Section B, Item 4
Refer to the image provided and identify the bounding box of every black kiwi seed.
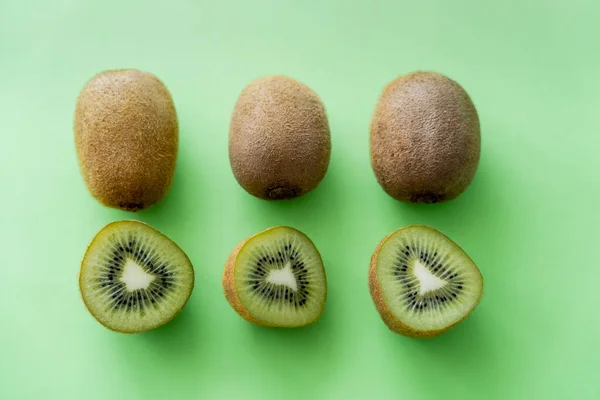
[246,242,312,307]
[393,243,468,311]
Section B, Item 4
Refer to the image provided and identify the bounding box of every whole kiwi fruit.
[229,75,331,200]
[370,71,480,204]
[74,69,178,211]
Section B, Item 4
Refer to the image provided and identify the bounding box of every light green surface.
[1,0,599,399]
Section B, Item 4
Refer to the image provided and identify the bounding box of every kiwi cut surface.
[370,71,480,203]
[223,226,327,327]
[79,220,194,333]
[229,75,331,200]
[74,69,178,211]
[369,225,483,337]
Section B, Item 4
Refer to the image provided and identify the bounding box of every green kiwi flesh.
[369,225,483,337]
[79,220,194,333]
[223,226,327,327]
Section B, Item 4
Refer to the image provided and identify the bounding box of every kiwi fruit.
[79,220,194,333]
[370,71,480,203]
[229,75,331,200]
[223,226,327,327]
[74,69,178,211]
[369,225,483,337]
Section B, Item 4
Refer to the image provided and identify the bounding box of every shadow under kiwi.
[228,160,346,390]
[376,309,505,398]
[99,301,203,399]
[102,142,205,357]
[373,150,513,256]
[109,300,202,356]
[133,144,203,231]
[240,302,341,392]
[368,143,517,396]
[234,155,347,233]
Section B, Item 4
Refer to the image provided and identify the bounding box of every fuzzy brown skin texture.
[370,71,480,204]
[222,226,327,328]
[368,225,483,338]
[74,69,178,211]
[229,75,331,200]
[78,220,195,334]
[222,237,266,326]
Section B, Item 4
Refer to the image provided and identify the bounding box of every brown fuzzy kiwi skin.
[368,225,483,338]
[222,226,327,328]
[229,75,331,201]
[78,220,195,334]
[370,71,481,204]
[74,69,178,212]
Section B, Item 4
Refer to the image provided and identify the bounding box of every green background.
[1,0,599,398]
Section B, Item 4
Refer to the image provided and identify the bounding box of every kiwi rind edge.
[222,226,327,328]
[78,220,195,334]
[368,224,483,338]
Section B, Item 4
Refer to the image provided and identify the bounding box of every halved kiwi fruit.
[369,225,483,337]
[223,226,327,327]
[79,220,195,333]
